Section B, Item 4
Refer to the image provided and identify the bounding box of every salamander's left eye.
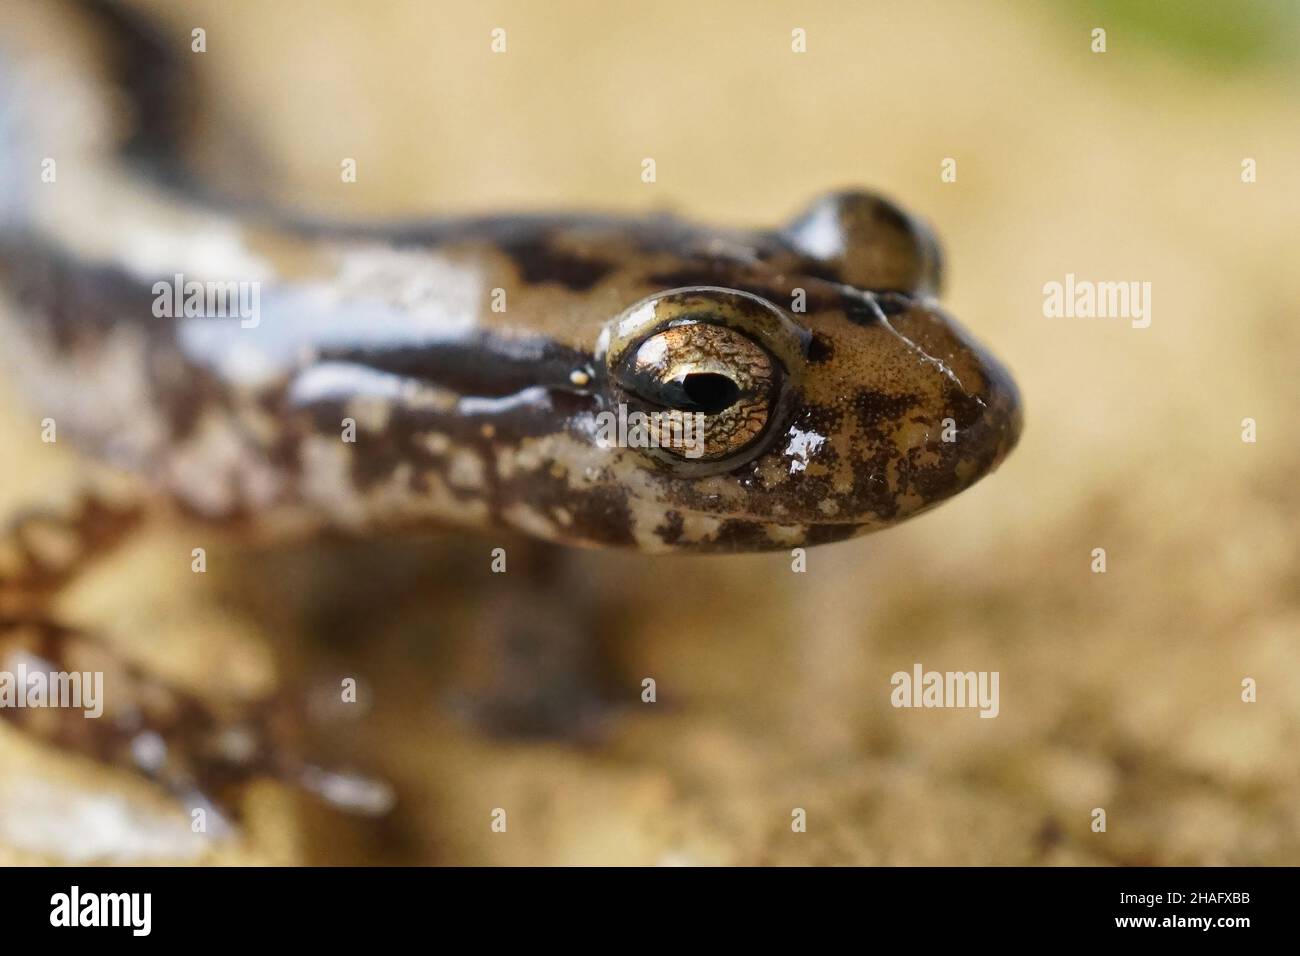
[614,322,777,460]
[600,286,811,471]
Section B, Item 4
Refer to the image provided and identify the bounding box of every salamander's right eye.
[598,286,810,474]
[613,321,777,461]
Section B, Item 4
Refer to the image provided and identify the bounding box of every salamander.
[0,0,1021,823]
[0,0,1021,555]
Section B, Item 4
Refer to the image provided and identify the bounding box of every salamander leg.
[450,540,617,741]
[0,487,145,614]
[0,614,394,824]
[0,487,392,821]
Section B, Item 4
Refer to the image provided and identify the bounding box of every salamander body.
[0,0,1021,554]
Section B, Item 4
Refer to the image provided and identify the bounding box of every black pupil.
[676,373,739,414]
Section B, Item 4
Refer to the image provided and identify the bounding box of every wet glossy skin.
[0,0,1025,820]
[0,0,1022,555]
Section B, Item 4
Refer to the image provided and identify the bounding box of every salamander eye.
[599,286,811,472]
[614,322,778,461]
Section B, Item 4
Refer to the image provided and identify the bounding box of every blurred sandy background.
[1,0,1298,864]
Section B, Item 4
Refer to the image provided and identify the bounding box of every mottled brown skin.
[0,0,1022,817]
[0,0,1022,557]
[0,203,1021,553]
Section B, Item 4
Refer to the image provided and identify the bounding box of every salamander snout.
[766,293,1023,538]
[595,284,1020,551]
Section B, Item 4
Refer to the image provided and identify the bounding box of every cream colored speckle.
[503,502,557,540]
[681,514,723,542]
[895,491,924,513]
[418,432,451,455]
[299,436,366,526]
[165,413,285,517]
[765,524,806,545]
[448,448,485,490]
[346,395,393,433]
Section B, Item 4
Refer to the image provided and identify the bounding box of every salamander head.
[276,191,1019,553]
[582,192,1022,552]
